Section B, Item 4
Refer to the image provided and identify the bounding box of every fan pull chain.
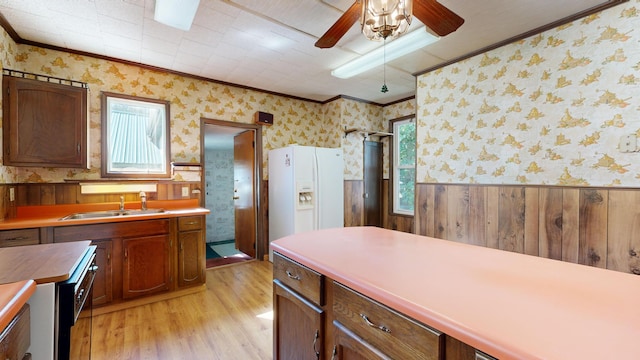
[381,38,388,93]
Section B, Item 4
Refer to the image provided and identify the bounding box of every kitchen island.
[0,280,35,360]
[0,241,94,360]
[271,227,640,359]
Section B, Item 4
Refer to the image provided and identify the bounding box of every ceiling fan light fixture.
[361,0,412,41]
[331,27,439,79]
[154,0,200,31]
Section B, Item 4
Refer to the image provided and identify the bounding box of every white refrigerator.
[268,145,344,261]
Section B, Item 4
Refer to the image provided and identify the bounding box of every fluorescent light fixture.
[154,0,200,31]
[331,27,439,79]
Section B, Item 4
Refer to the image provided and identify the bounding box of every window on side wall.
[392,117,416,216]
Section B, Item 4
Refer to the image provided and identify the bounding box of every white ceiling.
[0,0,621,104]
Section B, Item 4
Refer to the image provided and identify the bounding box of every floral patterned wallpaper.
[416,1,640,187]
[0,26,380,184]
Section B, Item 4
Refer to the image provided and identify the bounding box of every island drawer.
[333,281,443,360]
[178,216,203,231]
[273,252,323,306]
[0,228,39,247]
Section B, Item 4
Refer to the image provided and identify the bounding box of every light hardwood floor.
[88,260,273,359]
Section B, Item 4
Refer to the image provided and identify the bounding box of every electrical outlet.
[182,186,190,197]
[619,134,637,153]
[9,187,14,202]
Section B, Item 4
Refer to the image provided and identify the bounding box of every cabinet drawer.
[0,304,30,360]
[273,252,323,306]
[178,216,203,231]
[333,282,442,360]
[0,228,39,247]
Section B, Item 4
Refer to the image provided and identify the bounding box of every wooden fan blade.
[315,1,362,49]
[413,0,464,37]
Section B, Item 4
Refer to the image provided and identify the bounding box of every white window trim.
[392,118,415,216]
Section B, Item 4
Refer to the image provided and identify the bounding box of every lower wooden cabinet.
[53,216,205,307]
[91,239,113,306]
[122,234,170,299]
[273,280,325,360]
[0,228,39,247]
[333,282,443,360]
[273,252,498,360]
[331,321,388,360]
[0,304,30,360]
[177,216,205,288]
[445,336,497,360]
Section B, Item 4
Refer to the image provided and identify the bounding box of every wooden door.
[363,141,382,226]
[234,130,256,258]
[273,281,324,360]
[91,239,113,306]
[3,76,87,167]
[177,229,205,287]
[332,321,387,360]
[122,234,170,299]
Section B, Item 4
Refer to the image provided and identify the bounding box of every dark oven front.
[56,246,97,360]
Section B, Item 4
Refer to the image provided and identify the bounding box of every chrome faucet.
[119,195,125,210]
[140,191,147,210]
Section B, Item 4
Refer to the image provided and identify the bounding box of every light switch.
[182,186,190,197]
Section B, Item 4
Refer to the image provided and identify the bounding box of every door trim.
[200,118,264,261]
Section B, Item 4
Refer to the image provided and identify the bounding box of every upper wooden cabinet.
[2,75,87,168]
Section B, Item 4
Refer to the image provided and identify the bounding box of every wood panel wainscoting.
[344,180,414,233]
[415,183,640,276]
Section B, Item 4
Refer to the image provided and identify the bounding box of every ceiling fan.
[315,0,464,49]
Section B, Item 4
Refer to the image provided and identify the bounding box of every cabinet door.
[331,321,388,360]
[122,234,170,299]
[91,239,113,306]
[177,229,205,288]
[274,281,324,360]
[2,75,87,167]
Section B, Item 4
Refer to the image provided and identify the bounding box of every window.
[101,92,170,178]
[392,117,416,215]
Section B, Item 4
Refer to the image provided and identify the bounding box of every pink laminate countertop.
[271,227,640,360]
[0,199,209,230]
[0,280,36,333]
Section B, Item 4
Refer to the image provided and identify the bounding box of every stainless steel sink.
[59,208,166,220]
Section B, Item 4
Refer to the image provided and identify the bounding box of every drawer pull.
[360,314,391,333]
[313,329,320,359]
[286,270,301,281]
[6,236,28,241]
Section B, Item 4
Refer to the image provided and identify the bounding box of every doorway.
[201,119,262,268]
